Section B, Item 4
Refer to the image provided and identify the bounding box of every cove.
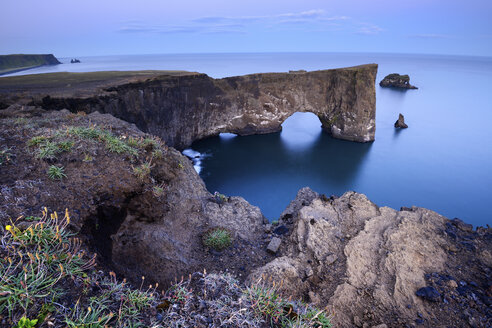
[188,112,372,221]
[182,54,492,227]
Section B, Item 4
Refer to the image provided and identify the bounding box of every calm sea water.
[6,53,492,226]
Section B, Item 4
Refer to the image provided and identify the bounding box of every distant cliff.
[28,65,378,148]
[0,54,61,75]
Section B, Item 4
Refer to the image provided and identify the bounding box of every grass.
[152,184,165,197]
[0,209,95,322]
[0,210,331,327]
[133,162,152,180]
[246,278,332,328]
[0,147,12,165]
[47,165,67,180]
[202,227,232,251]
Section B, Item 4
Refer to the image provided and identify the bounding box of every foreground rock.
[0,64,378,147]
[394,113,408,128]
[249,188,491,327]
[380,73,418,89]
[0,106,271,287]
[2,106,490,327]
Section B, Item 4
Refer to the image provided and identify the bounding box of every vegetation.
[246,278,332,328]
[133,162,152,180]
[152,184,165,197]
[0,208,331,327]
[0,147,12,165]
[47,165,67,180]
[0,54,60,74]
[202,227,232,251]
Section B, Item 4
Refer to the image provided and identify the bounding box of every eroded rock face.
[0,107,271,288]
[35,65,378,148]
[248,188,492,327]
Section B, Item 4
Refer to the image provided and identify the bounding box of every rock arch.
[36,64,378,149]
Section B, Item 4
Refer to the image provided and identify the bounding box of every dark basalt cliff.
[32,64,377,148]
[0,54,61,75]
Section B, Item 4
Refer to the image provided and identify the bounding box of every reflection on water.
[189,112,372,220]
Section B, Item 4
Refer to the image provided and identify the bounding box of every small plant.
[37,141,59,160]
[83,153,93,162]
[28,136,49,147]
[13,317,38,328]
[57,140,74,152]
[152,184,165,197]
[133,162,152,180]
[202,228,232,251]
[213,191,229,204]
[0,147,12,165]
[246,278,332,328]
[271,220,279,226]
[47,165,67,180]
[152,148,163,159]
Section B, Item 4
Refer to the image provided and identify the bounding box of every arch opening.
[280,112,322,151]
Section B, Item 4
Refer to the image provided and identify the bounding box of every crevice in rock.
[80,203,128,266]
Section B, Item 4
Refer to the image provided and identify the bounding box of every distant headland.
[0,54,61,76]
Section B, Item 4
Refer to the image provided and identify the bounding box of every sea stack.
[394,113,408,128]
[380,73,418,89]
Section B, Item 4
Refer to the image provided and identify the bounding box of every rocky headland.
[379,73,418,89]
[0,68,490,327]
[0,54,61,76]
[0,65,378,148]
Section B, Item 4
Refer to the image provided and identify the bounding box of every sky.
[1,0,491,57]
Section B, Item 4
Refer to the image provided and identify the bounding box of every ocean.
[5,52,492,226]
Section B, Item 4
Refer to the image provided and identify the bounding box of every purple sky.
[2,0,491,57]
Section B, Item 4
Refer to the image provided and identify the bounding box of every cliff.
[0,54,61,75]
[0,65,378,147]
[0,106,490,327]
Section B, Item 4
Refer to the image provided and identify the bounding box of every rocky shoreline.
[0,104,490,327]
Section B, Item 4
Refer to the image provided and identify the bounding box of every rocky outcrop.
[0,107,271,288]
[26,65,378,148]
[394,113,408,128]
[379,73,418,89]
[248,188,492,327]
[0,54,61,75]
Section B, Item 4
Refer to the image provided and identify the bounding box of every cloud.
[408,34,452,39]
[117,10,377,36]
[356,23,384,35]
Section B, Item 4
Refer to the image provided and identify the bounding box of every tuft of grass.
[47,165,67,180]
[152,184,165,197]
[27,136,49,147]
[57,140,74,152]
[65,126,139,157]
[202,228,232,251]
[133,162,152,180]
[0,209,96,320]
[37,141,59,160]
[152,148,163,159]
[246,278,332,328]
[0,147,12,165]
